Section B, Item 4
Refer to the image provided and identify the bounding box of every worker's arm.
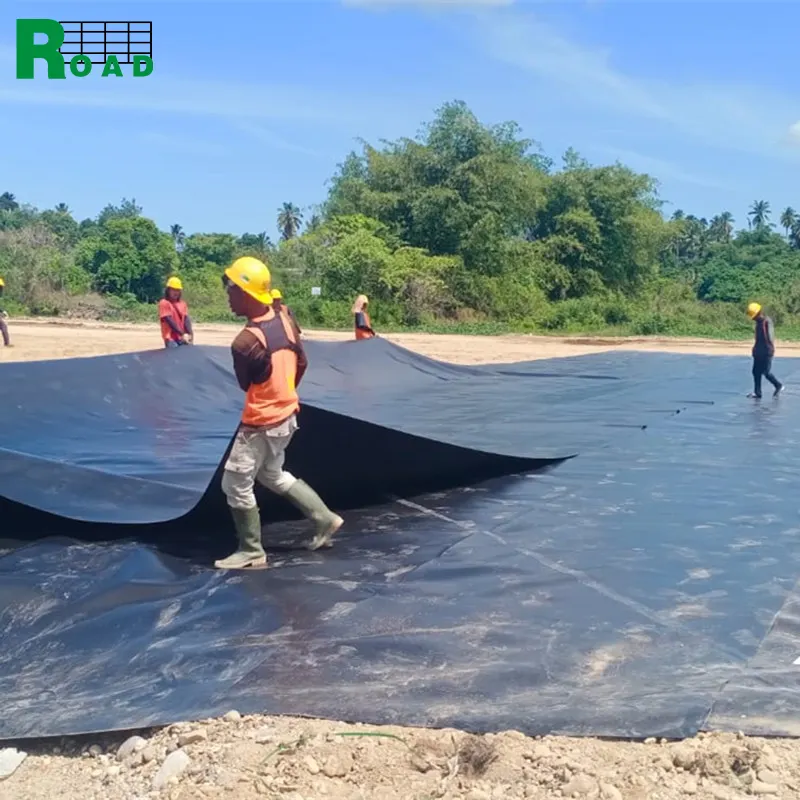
[295,337,308,387]
[163,315,185,337]
[184,315,194,342]
[766,318,776,348]
[287,307,302,335]
[231,330,271,392]
[354,311,374,334]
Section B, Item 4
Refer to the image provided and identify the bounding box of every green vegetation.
[3,101,800,340]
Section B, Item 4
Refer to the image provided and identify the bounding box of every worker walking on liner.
[215,256,343,570]
[271,288,302,338]
[0,277,10,347]
[352,294,376,340]
[159,276,194,348]
[746,302,784,398]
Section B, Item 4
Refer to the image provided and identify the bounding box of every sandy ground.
[2,318,800,800]
[0,316,787,365]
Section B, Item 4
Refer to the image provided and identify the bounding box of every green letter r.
[16,19,66,79]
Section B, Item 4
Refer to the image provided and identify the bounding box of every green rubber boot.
[214,506,268,569]
[283,479,344,551]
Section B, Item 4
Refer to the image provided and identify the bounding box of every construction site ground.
[2,319,799,800]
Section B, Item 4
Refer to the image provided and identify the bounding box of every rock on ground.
[2,716,800,800]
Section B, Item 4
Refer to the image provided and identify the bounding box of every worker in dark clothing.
[0,277,11,347]
[747,302,784,398]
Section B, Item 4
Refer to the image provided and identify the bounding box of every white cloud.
[469,9,800,163]
[0,74,363,127]
[786,121,800,146]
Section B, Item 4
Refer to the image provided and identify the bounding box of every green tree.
[237,232,272,256]
[0,192,18,211]
[170,224,186,252]
[97,197,142,227]
[749,200,771,230]
[278,203,303,241]
[40,209,80,248]
[76,216,178,302]
[780,207,797,238]
[180,233,238,272]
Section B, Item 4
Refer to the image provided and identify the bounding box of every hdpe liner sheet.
[0,339,735,526]
[3,341,800,741]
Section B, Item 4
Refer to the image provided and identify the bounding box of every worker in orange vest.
[215,256,344,570]
[158,276,194,348]
[352,294,376,340]
[0,277,10,347]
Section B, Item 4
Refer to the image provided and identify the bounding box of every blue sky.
[2,1,799,240]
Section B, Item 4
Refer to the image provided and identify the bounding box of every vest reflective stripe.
[241,309,301,427]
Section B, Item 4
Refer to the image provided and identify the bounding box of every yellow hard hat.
[270,288,283,300]
[747,302,762,319]
[166,276,183,291]
[0,277,4,287]
[224,256,272,304]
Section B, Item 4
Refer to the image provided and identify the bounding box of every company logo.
[16,19,153,79]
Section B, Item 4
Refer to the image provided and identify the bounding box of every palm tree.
[238,232,272,253]
[0,192,18,211]
[709,212,734,243]
[748,200,771,230]
[719,211,734,242]
[54,203,70,214]
[791,219,800,249]
[780,207,797,238]
[170,224,185,252]
[277,202,303,241]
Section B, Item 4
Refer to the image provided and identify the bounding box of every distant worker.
[159,276,194,348]
[746,302,784,398]
[271,288,302,337]
[215,256,344,570]
[0,277,10,347]
[352,294,376,340]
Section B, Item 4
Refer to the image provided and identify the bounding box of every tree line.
[3,100,800,337]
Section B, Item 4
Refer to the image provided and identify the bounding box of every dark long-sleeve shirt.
[753,315,776,357]
[231,322,308,393]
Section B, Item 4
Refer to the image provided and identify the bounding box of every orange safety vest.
[240,307,303,427]
[355,309,375,341]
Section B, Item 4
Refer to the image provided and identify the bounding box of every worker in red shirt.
[215,257,343,570]
[158,276,193,348]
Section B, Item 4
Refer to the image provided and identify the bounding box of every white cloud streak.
[0,74,361,126]
[470,9,800,163]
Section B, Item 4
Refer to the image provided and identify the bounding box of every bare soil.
[2,318,799,800]
[0,317,787,365]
